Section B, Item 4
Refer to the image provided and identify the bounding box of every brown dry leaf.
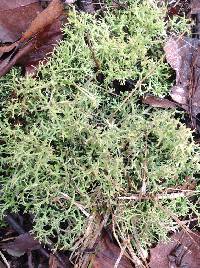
[0,0,63,53]
[49,253,59,268]
[149,231,200,268]
[142,94,178,109]
[19,19,63,76]
[164,36,200,127]
[191,0,200,14]
[0,232,40,257]
[78,0,95,13]
[20,0,63,42]
[0,1,42,44]
[0,20,62,77]
[0,0,64,77]
[90,231,133,268]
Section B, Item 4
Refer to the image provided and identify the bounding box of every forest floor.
[0,0,199,267]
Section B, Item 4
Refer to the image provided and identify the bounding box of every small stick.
[118,191,195,201]
[114,240,128,268]
[60,192,90,218]
[0,251,10,268]
[156,203,200,248]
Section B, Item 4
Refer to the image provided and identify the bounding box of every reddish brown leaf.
[91,232,133,268]
[0,0,63,77]
[20,0,63,42]
[149,231,200,268]
[0,41,35,77]
[0,0,63,53]
[49,254,59,268]
[0,232,40,257]
[142,94,178,109]
[19,19,63,76]
[0,1,42,43]
[0,20,62,77]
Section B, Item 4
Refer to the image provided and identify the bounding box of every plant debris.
[164,35,200,129]
[0,0,64,76]
[90,230,133,268]
[149,230,200,268]
[142,94,178,109]
[0,233,40,257]
[0,1,199,267]
[0,0,42,43]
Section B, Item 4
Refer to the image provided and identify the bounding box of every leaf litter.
[149,230,200,268]
[142,0,200,134]
[0,0,64,76]
[0,233,40,257]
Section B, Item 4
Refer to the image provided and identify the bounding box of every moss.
[0,1,199,251]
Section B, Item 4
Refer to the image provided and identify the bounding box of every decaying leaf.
[0,1,42,44]
[90,231,133,268]
[78,0,95,13]
[19,19,63,75]
[142,94,178,109]
[0,233,40,257]
[149,231,200,268]
[191,0,200,14]
[0,0,64,77]
[49,254,59,268]
[0,0,63,53]
[164,36,200,128]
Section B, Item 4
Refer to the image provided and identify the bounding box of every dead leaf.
[0,0,63,54]
[149,231,200,268]
[164,36,200,128]
[0,232,40,257]
[19,19,63,76]
[142,94,178,109]
[0,0,63,77]
[90,231,133,268]
[49,254,59,268]
[0,1,42,43]
[20,0,63,42]
[78,0,95,13]
[191,0,200,14]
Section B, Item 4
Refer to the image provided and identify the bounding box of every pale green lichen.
[0,1,199,251]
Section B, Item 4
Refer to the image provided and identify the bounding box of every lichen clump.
[0,1,199,250]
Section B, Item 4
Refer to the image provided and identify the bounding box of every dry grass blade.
[118,190,195,201]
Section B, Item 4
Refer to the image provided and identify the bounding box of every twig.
[72,211,110,268]
[114,240,128,268]
[0,251,10,268]
[131,226,149,267]
[85,32,101,70]
[156,203,200,248]
[60,192,90,218]
[112,214,144,267]
[118,191,195,201]
[28,252,34,268]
